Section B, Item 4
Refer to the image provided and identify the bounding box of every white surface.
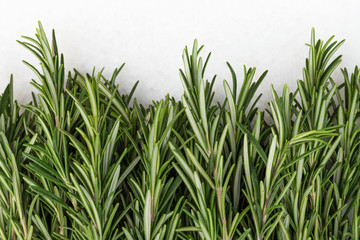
[1,0,360,107]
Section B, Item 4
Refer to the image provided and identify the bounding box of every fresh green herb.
[0,22,358,240]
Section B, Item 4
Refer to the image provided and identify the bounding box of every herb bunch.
[0,22,359,240]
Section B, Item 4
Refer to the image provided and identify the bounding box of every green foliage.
[0,22,359,240]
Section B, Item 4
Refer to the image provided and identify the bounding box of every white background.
[1,0,359,108]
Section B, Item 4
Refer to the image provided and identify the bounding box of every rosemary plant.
[0,22,359,240]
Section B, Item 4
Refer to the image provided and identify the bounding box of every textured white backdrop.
[1,0,360,107]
